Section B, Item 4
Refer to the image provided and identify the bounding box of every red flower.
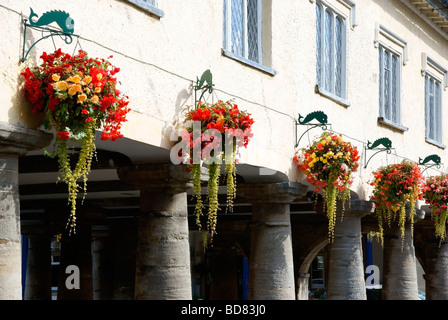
[57,131,70,140]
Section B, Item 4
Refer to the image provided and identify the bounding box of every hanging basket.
[294,131,360,241]
[21,49,130,234]
[423,174,448,242]
[178,100,254,241]
[369,160,424,245]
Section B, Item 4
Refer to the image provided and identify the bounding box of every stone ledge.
[0,121,53,155]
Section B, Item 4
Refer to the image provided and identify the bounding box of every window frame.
[222,0,277,76]
[315,0,349,107]
[425,72,445,148]
[126,0,164,18]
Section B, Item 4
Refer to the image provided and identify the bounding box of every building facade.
[1,0,448,300]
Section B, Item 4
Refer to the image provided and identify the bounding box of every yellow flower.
[68,84,82,96]
[82,75,92,85]
[311,153,316,158]
[94,87,102,93]
[90,95,99,104]
[52,74,60,82]
[54,81,68,91]
[67,74,81,84]
[96,73,103,80]
[77,93,87,104]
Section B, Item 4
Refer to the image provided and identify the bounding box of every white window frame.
[421,53,446,148]
[375,23,408,132]
[222,0,276,75]
[425,73,444,147]
[126,0,164,18]
[315,0,349,107]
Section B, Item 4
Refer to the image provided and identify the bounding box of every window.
[222,0,276,75]
[223,0,261,63]
[315,1,347,104]
[126,0,164,18]
[425,74,443,145]
[379,46,401,126]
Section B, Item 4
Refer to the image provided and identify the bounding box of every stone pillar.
[91,226,113,300]
[327,199,374,300]
[0,122,52,299]
[296,272,310,300]
[382,208,425,300]
[118,164,194,300]
[424,241,448,300]
[239,181,307,300]
[22,224,52,300]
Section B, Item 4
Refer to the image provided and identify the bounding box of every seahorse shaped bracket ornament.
[364,137,394,168]
[418,154,442,174]
[194,69,214,109]
[295,111,329,148]
[21,8,78,62]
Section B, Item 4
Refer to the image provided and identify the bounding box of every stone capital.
[0,121,53,155]
[238,181,308,204]
[117,163,204,192]
[344,199,375,218]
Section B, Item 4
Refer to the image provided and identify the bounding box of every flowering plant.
[294,132,360,240]
[423,174,448,241]
[179,100,254,240]
[369,160,424,244]
[21,49,130,234]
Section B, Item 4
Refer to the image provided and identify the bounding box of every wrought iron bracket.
[194,69,214,108]
[21,8,78,62]
[418,154,442,174]
[295,111,329,148]
[364,137,393,169]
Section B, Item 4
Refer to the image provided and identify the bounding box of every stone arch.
[296,238,329,300]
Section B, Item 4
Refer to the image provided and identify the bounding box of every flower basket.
[179,100,254,240]
[21,49,130,234]
[369,160,424,244]
[423,174,448,242]
[294,132,360,241]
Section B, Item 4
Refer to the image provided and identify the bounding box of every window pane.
[324,9,333,92]
[316,4,322,85]
[429,79,435,140]
[436,81,441,141]
[335,17,343,97]
[247,0,259,62]
[391,55,398,123]
[379,49,383,115]
[384,51,390,121]
[231,0,244,57]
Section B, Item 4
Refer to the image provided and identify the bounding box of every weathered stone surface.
[327,200,374,300]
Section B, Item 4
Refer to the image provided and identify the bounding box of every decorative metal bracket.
[194,69,214,108]
[418,154,442,174]
[295,111,329,148]
[21,8,78,62]
[364,137,393,168]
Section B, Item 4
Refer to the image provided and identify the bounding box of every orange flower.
[51,74,60,82]
[90,95,99,104]
[67,75,81,84]
[68,84,82,96]
[82,75,92,85]
[54,81,68,91]
[77,93,87,104]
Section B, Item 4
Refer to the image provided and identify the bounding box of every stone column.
[22,223,52,300]
[296,272,310,300]
[91,226,113,300]
[382,208,425,300]
[424,241,448,300]
[118,164,194,300]
[239,181,307,300]
[327,199,374,300]
[0,122,52,300]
